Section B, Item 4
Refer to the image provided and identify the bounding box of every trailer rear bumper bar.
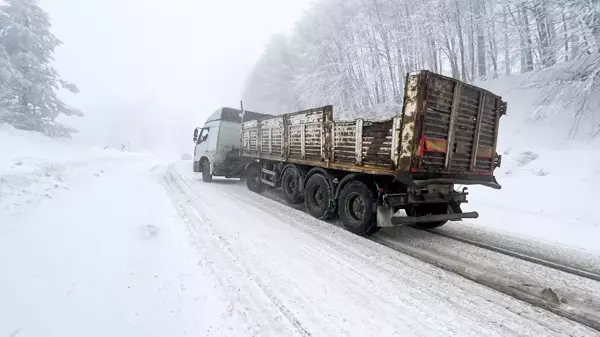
[396,172,502,190]
[391,211,479,225]
[384,191,469,207]
[415,178,501,190]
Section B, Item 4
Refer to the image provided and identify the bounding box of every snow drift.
[0,123,136,213]
[464,65,600,253]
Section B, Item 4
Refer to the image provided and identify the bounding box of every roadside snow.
[463,147,600,253]
[0,159,253,336]
[0,124,140,214]
[0,126,254,336]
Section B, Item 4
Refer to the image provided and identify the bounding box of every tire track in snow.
[163,167,312,337]
[165,163,600,337]
[166,171,459,336]
[225,177,600,333]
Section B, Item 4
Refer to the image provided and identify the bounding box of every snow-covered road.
[2,156,599,337]
[1,157,240,336]
[162,161,598,337]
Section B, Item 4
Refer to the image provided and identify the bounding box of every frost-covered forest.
[244,0,600,126]
[0,0,80,137]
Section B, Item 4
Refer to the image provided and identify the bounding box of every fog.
[42,0,312,158]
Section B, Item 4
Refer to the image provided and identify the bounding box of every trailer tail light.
[494,154,502,169]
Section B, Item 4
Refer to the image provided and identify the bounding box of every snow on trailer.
[240,70,506,235]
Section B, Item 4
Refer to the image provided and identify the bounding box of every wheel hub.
[347,193,365,222]
[313,188,323,205]
[287,178,296,191]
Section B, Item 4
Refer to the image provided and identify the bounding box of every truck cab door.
[194,127,211,161]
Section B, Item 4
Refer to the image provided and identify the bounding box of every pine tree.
[0,0,82,137]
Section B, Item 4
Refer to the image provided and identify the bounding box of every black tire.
[246,165,264,193]
[408,204,448,229]
[281,167,303,205]
[304,173,335,220]
[337,181,378,235]
[202,161,212,182]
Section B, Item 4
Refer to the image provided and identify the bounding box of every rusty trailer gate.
[413,72,506,176]
[241,70,505,183]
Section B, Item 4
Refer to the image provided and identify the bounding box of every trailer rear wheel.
[304,173,335,220]
[337,181,378,236]
[281,167,303,205]
[408,204,448,229]
[246,165,264,193]
[202,161,212,182]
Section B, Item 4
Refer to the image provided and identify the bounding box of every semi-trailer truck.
[193,70,506,236]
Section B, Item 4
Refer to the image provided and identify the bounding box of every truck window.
[197,128,210,144]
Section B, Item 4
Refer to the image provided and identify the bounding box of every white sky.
[41,0,312,158]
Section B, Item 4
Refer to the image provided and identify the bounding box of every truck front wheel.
[337,181,378,236]
[202,161,212,182]
[246,165,264,193]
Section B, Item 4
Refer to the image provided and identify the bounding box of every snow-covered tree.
[0,8,15,99]
[0,0,82,137]
[244,0,600,134]
[243,34,301,114]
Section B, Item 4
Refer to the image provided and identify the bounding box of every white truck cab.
[192,107,271,182]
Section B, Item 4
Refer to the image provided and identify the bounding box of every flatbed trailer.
[236,70,505,235]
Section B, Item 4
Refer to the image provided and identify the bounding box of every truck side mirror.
[193,128,199,142]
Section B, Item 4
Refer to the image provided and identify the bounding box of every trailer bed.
[241,70,505,184]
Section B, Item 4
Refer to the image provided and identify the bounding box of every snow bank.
[0,124,142,213]
[463,67,600,253]
[0,160,235,337]
[465,147,600,253]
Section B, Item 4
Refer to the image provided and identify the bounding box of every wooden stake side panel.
[242,106,399,173]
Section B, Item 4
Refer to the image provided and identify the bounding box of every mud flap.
[376,206,396,228]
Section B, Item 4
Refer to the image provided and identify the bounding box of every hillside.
[464,60,600,252]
